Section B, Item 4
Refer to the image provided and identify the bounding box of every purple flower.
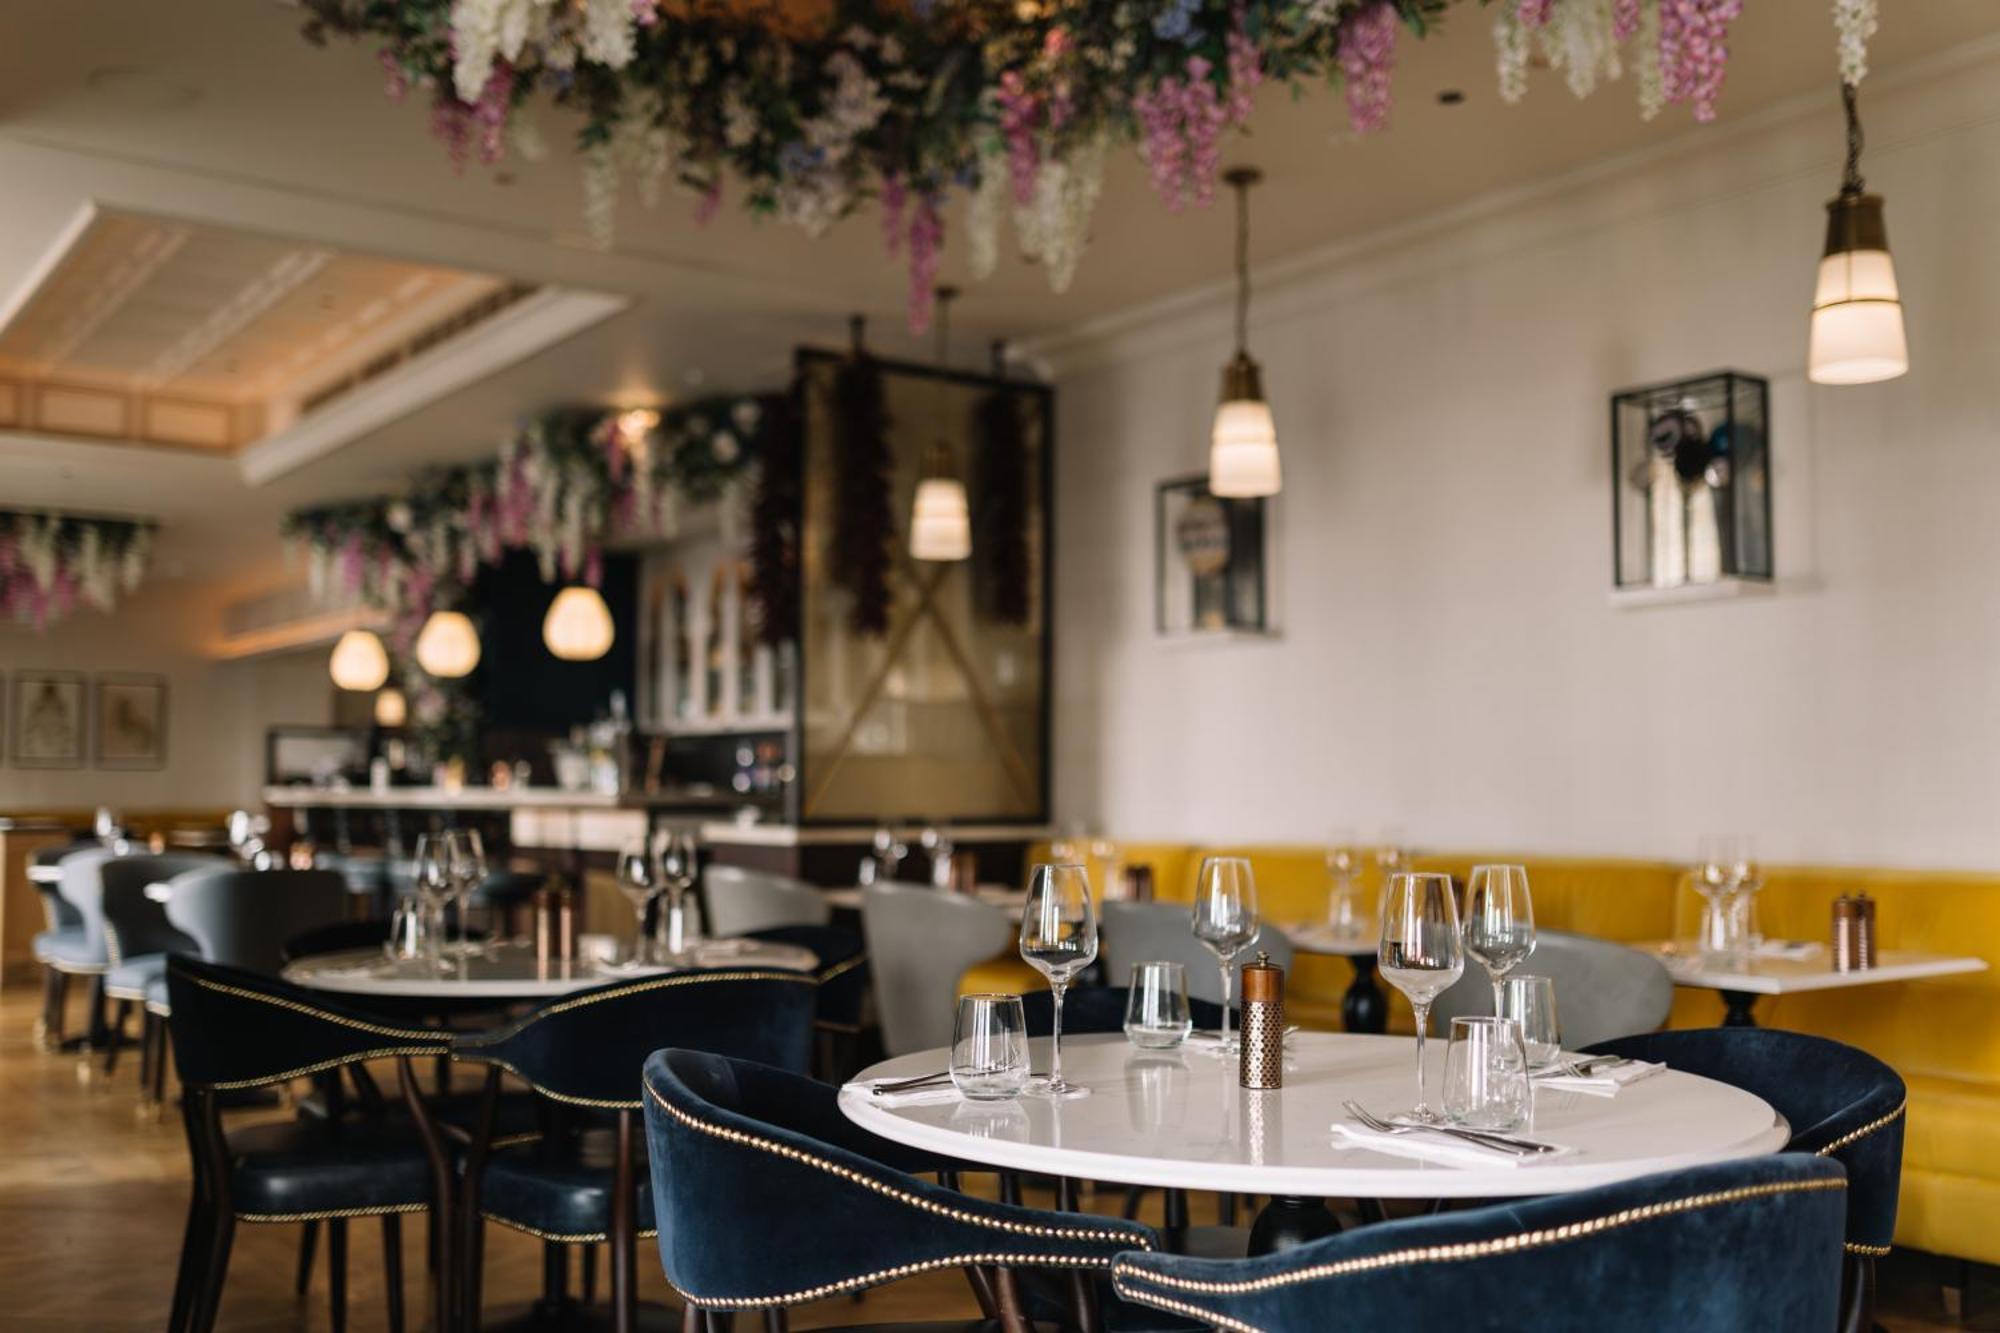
[1153,0,1201,45]
[1338,2,1398,136]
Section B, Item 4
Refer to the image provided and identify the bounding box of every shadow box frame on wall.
[1155,475,1270,640]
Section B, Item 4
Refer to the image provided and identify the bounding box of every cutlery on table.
[1342,1100,1563,1157]
[867,1071,953,1095]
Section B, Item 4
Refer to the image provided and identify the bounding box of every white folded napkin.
[845,1078,961,1108]
[692,938,753,959]
[1183,1027,1299,1058]
[1754,939,1821,960]
[1534,1059,1666,1098]
[1329,1121,1569,1168]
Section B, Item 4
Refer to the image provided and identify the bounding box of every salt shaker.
[1855,892,1877,969]
[1832,895,1860,972]
[1238,951,1286,1090]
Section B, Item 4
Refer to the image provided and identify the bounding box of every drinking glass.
[654,826,700,960]
[1378,871,1464,1121]
[1464,864,1535,1014]
[615,839,658,964]
[1442,1016,1530,1131]
[1326,836,1368,942]
[412,833,455,972]
[1018,863,1099,1098]
[1191,856,1260,1051]
[446,829,488,956]
[1500,974,1562,1070]
[1123,961,1193,1050]
[951,994,1029,1101]
[1693,835,1749,962]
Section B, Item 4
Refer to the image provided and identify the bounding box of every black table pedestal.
[1247,1196,1342,1256]
[1341,955,1388,1035]
[1719,990,1759,1027]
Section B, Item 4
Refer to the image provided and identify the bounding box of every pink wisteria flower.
[1339,2,1399,136]
[906,194,943,333]
[1516,0,1555,29]
[1613,0,1643,42]
[1659,0,1743,123]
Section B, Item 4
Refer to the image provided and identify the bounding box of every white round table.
[282,938,818,999]
[841,1032,1788,1202]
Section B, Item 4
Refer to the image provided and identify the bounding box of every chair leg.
[168,1195,210,1333]
[582,1244,598,1304]
[1837,1253,1878,1333]
[295,1219,319,1295]
[612,1109,638,1333]
[543,1240,570,1305]
[327,1217,349,1332]
[381,1214,405,1333]
[82,976,110,1075]
[190,1210,236,1333]
[103,998,134,1076]
[463,1208,487,1332]
[39,966,69,1050]
[762,1311,788,1333]
[149,1017,172,1112]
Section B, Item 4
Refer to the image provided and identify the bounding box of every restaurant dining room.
[3,1,2000,1330]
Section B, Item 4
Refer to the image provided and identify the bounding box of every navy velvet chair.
[1584,1027,1905,1333]
[164,956,456,1333]
[452,968,818,1331]
[644,1047,1164,1333]
[1112,1155,1848,1333]
[744,922,871,1079]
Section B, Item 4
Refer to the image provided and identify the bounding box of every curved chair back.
[284,918,394,962]
[456,969,816,1107]
[743,924,869,1031]
[1100,900,1295,1009]
[644,1048,1158,1314]
[164,869,350,974]
[1021,985,1224,1038]
[1113,1155,1846,1332]
[1583,1027,1905,1255]
[1431,929,1673,1048]
[860,884,1015,1055]
[34,839,98,929]
[703,865,832,936]
[60,848,232,967]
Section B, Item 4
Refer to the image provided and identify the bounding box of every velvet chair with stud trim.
[164,955,456,1333]
[643,1047,1175,1333]
[452,968,818,1332]
[1584,1027,1905,1333]
[744,923,871,1080]
[1112,1155,1847,1333]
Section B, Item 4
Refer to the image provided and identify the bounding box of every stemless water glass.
[1378,871,1465,1121]
[615,839,658,964]
[1191,856,1261,1051]
[1123,961,1193,1050]
[951,994,1029,1101]
[1501,974,1562,1069]
[1442,1016,1531,1131]
[654,826,700,960]
[412,833,455,972]
[1464,864,1536,1015]
[1019,863,1099,1098]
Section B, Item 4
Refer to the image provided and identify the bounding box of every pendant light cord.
[1233,174,1252,358]
[1840,81,1865,196]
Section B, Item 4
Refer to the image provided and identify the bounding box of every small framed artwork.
[1155,475,1270,637]
[12,671,86,769]
[95,674,168,770]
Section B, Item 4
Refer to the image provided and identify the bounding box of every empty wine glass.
[412,833,454,972]
[1191,857,1261,1051]
[615,839,658,965]
[1326,834,1368,942]
[654,826,699,960]
[1018,863,1099,1098]
[446,829,488,956]
[1378,871,1465,1122]
[1464,864,1535,1015]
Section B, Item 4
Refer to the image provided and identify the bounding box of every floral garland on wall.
[0,511,156,632]
[298,0,1878,331]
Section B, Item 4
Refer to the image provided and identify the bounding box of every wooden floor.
[0,982,1978,1330]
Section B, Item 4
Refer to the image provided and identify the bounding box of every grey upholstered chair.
[164,868,352,974]
[702,864,832,936]
[1100,900,1296,1011]
[31,838,103,1049]
[860,883,1017,1056]
[1430,928,1672,1048]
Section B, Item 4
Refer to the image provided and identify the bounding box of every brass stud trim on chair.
[238,1202,430,1224]
[186,972,447,1041]
[1814,1099,1906,1156]
[208,1046,452,1092]
[679,1251,1123,1310]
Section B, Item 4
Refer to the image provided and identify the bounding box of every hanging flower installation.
[298,1,1874,329]
[0,511,156,632]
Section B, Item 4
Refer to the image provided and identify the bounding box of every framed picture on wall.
[12,671,86,769]
[94,674,168,770]
[1155,475,1270,637]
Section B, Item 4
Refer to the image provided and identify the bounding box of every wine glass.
[1463,864,1535,1015]
[1190,856,1261,1051]
[654,826,700,960]
[1018,863,1098,1098]
[1326,833,1367,942]
[615,839,658,965]
[1378,871,1465,1122]
[446,829,488,956]
[411,833,455,972]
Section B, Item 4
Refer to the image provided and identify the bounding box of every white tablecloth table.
[1642,942,1987,1026]
[281,937,817,999]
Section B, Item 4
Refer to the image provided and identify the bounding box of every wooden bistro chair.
[451,967,818,1332]
[163,956,457,1333]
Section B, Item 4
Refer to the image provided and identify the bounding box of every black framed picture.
[12,671,86,769]
[1155,475,1269,636]
[95,674,168,770]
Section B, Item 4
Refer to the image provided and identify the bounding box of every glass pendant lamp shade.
[1808,192,1907,385]
[374,687,408,727]
[415,610,481,678]
[543,585,616,661]
[328,629,390,692]
[910,474,972,562]
[1210,353,1281,498]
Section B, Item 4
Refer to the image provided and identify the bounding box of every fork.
[1342,1101,1561,1157]
[867,1071,953,1095]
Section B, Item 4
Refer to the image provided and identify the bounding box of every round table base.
[1341,956,1388,1035]
[1247,1196,1343,1256]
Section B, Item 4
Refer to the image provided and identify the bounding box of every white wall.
[0,579,333,813]
[1044,48,2000,869]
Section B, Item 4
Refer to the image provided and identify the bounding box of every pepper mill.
[534,886,577,968]
[1832,895,1859,972]
[1239,951,1286,1090]
[1855,892,1877,969]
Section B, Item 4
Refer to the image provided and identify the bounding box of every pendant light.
[1210,166,1280,498]
[910,285,972,563]
[328,628,390,692]
[1808,82,1908,385]
[374,687,408,727]
[415,609,481,678]
[544,584,616,661]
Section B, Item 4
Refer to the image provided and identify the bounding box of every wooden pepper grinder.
[1239,951,1286,1090]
